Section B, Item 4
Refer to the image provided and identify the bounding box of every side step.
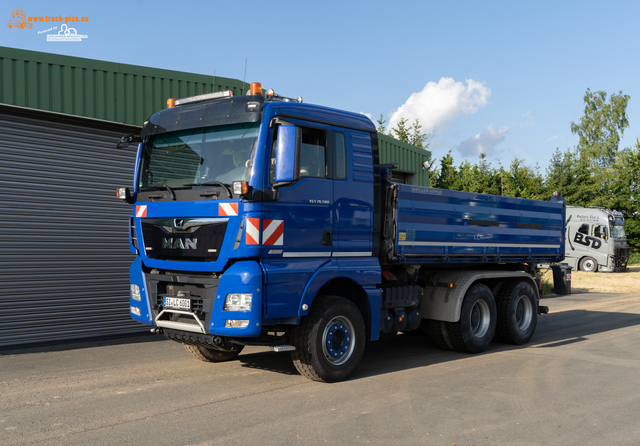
[269,344,296,352]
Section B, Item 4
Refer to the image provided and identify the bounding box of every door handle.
[322,230,333,246]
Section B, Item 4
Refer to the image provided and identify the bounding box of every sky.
[3,0,640,173]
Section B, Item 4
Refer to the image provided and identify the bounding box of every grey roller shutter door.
[0,106,145,348]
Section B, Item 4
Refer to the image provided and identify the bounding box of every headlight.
[223,293,252,311]
[130,284,141,301]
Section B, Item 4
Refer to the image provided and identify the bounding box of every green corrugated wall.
[0,46,248,127]
[378,133,431,186]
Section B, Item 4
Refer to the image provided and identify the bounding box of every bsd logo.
[574,232,602,250]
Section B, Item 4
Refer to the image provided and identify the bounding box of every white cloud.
[388,77,491,135]
[520,111,534,128]
[546,134,564,143]
[456,125,509,157]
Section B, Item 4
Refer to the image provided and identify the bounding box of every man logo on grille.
[174,219,185,230]
[162,238,198,250]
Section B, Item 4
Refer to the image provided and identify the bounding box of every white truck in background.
[564,206,629,272]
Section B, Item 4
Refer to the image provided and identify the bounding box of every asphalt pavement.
[2,291,640,446]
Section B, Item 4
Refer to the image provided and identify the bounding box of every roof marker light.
[250,82,262,95]
[167,98,176,108]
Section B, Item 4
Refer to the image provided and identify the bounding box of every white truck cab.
[564,206,629,272]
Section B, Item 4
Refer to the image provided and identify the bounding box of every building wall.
[378,133,431,187]
[0,46,248,127]
[0,105,144,347]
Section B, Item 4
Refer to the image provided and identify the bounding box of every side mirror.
[274,125,300,187]
[117,133,142,149]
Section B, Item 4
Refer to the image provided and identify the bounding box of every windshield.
[139,122,259,190]
[610,224,626,239]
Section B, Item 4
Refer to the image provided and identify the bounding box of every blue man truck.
[118,83,565,382]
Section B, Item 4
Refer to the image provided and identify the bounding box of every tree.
[376,113,386,134]
[432,151,458,190]
[389,116,430,149]
[409,119,429,149]
[570,89,630,167]
[501,159,545,199]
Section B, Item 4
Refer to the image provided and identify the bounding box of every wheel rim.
[583,259,595,271]
[469,299,491,338]
[322,316,355,366]
[514,294,533,331]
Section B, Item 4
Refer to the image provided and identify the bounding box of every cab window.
[593,224,607,240]
[299,127,327,178]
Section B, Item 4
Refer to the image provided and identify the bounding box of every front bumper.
[129,258,263,337]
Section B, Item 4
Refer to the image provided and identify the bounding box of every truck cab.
[564,206,629,272]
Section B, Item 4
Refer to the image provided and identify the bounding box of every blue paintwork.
[129,257,152,325]
[207,260,263,337]
[326,321,350,360]
[333,128,374,253]
[393,185,565,263]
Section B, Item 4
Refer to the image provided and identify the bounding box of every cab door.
[261,122,334,319]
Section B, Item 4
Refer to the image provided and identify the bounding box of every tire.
[580,256,598,272]
[423,320,452,350]
[183,343,244,362]
[445,284,496,353]
[495,281,538,345]
[291,296,366,383]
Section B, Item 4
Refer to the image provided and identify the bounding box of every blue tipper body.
[391,185,564,264]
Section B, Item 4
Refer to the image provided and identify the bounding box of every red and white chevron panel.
[246,218,260,245]
[136,205,147,217]
[263,219,284,246]
[219,202,238,216]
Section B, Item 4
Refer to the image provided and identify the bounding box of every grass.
[539,265,640,294]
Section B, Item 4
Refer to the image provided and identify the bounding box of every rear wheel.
[580,256,598,272]
[425,320,454,351]
[495,281,538,344]
[183,344,244,362]
[291,296,366,382]
[445,284,496,353]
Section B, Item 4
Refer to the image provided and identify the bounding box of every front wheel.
[580,256,598,272]
[291,296,366,382]
[183,343,244,362]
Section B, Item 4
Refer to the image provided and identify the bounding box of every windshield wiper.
[163,184,176,200]
[139,184,177,200]
[184,181,232,198]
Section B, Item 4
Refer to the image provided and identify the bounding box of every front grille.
[141,218,228,262]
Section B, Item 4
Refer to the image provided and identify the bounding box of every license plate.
[163,296,191,310]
